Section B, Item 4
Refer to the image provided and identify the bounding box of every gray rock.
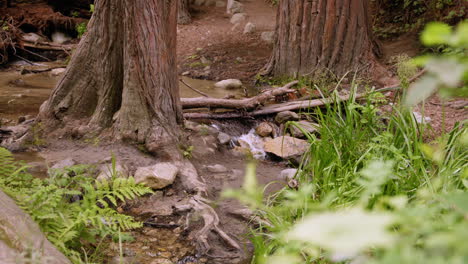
[215,0,226,7]
[275,111,299,123]
[218,132,231,145]
[51,158,76,169]
[264,136,309,159]
[227,0,244,14]
[50,68,66,76]
[289,121,319,138]
[279,168,298,181]
[97,163,128,181]
[134,163,178,189]
[215,79,243,89]
[243,22,256,34]
[22,32,45,43]
[261,31,275,44]
[255,122,273,137]
[205,164,228,173]
[0,190,72,264]
[190,135,218,157]
[230,13,247,25]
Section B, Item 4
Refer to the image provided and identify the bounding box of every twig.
[180,78,211,98]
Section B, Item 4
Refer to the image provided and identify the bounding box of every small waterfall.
[237,129,266,159]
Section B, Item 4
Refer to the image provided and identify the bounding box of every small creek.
[0,64,250,123]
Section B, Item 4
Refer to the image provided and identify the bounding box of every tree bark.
[178,0,191,24]
[37,0,182,156]
[262,0,383,79]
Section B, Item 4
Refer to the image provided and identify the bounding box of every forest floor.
[0,1,467,264]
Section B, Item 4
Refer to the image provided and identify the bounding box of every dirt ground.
[0,1,467,263]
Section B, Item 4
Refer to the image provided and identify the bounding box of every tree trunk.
[262,0,382,79]
[37,0,182,156]
[178,0,191,24]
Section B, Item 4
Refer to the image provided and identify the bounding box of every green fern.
[0,148,153,263]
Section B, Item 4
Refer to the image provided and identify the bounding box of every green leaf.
[421,22,452,46]
[404,75,439,106]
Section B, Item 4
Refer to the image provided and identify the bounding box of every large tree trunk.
[262,0,383,79]
[37,0,182,157]
[178,0,191,24]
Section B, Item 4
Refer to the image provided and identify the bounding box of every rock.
[27,161,48,176]
[134,163,178,189]
[190,135,218,157]
[215,79,243,89]
[205,164,228,173]
[261,31,275,44]
[275,111,299,123]
[243,22,256,34]
[22,32,45,43]
[218,132,231,144]
[50,68,66,76]
[96,163,128,181]
[279,168,298,181]
[264,136,309,159]
[289,121,319,138]
[227,0,244,14]
[230,13,247,25]
[215,0,226,7]
[255,122,273,137]
[182,71,190,76]
[51,32,71,44]
[412,111,431,124]
[0,190,72,264]
[51,158,76,169]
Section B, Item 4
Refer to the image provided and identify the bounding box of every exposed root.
[176,194,241,254]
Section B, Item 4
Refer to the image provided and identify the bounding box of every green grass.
[224,85,467,264]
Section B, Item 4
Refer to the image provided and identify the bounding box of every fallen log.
[184,93,364,119]
[22,41,75,51]
[181,81,298,110]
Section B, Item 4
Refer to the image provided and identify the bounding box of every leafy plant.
[0,149,152,263]
[76,22,87,38]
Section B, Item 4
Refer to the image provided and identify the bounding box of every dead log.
[22,41,75,51]
[181,81,298,110]
[183,93,364,119]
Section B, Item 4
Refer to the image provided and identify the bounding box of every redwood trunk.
[178,0,191,24]
[263,0,380,78]
[38,0,182,155]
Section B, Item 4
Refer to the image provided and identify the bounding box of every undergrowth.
[0,150,152,263]
[225,21,467,264]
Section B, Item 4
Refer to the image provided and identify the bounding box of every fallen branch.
[180,78,211,98]
[184,93,363,119]
[181,81,298,110]
[22,41,75,52]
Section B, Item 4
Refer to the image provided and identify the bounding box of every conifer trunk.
[38,0,182,156]
[263,0,381,78]
[178,0,191,24]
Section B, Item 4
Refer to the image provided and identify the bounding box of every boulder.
[243,22,256,34]
[255,122,273,137]
[22,32,46,43]
[215,79,243,89]
[134,163,178,189]
[0,190,72,264]
[289,121,319,138]
[275,111,299,123]
[230,13,247,25]
[264,136,309,159]
[227,0,244,14]
[261,31,275,44]
[218,132,231,145]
